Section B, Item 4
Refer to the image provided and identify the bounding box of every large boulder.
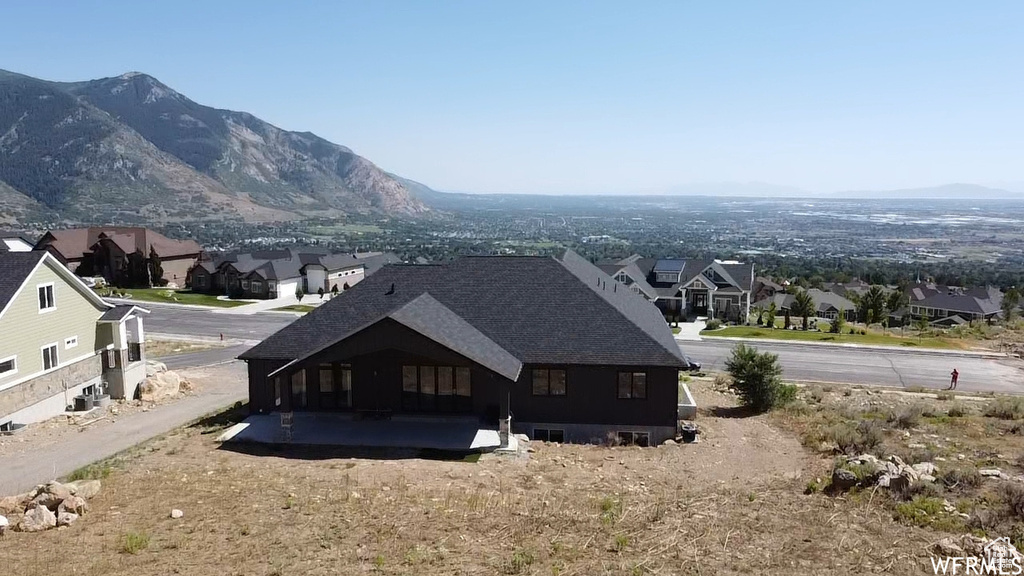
[140,371,184,401]
[59,496,88,516]
[912,462,938,476]
[65,480,101,500]
[831,468,859,491]
[56,511,79,527]
[19,505,56,532]
[146,360,168,377]
[0,494,30,516]
[30,481,72,511]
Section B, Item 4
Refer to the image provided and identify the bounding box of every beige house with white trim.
[0,248,148,429]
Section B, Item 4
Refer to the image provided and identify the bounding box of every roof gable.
[0,251,112,322]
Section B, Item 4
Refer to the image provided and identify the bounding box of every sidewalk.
[105,295,330,316]
[698,335,1008,359]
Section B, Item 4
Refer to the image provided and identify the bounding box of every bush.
[887,405,923,429]
[725,344,790,412]
[705,319,723,330]
[947,404,968,418]
[119,530,151,554]
[940,466,983,490]
[825,420,884,455]
[1004,483,1024,519]
[985,397,1024,420]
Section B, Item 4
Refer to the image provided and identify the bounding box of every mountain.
[0,69,429,224]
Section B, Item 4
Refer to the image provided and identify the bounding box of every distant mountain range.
[0,69,430,225]
[661,182,1023,200]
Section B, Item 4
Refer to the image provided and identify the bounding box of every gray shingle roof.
[241,250,687,369]
[99,304,148,322]
[915,292,1001,316]
[0,250,46,313]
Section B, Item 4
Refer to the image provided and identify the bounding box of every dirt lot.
[147,338,229,358]
[1,379,967,576]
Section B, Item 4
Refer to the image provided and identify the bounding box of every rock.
[59,496,87,516]
[912,463,938,476]
[0,514,8,535]
[19,505,56,532]
[907,443,926,449]
[920,474,937,483]
[31,481,72,511]
[179,380,195,393]
[661,439,677,447]
[980,468,1005,478]
[140,370,184,401]
[56,511,78,527]
[942,499,957,513]
[831,468,858,491]
[65,480,101,500]
[145,360,168,377]
[850,454,882,467]
[170,509,184,519]
[0,494,29,515]
[889,455,908,468]
[934,536,965,556]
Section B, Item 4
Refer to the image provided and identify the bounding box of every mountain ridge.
[0,69,430,225]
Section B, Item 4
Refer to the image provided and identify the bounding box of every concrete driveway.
[673,320,706,341]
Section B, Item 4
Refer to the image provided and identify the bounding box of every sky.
[3,1,1024,195]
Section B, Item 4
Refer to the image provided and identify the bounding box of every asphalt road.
[142,304,1024,394]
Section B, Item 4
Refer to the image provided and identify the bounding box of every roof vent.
[385,283,395,295]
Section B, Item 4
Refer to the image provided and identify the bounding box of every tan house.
[34,227,202,288]
[0,248,148,429]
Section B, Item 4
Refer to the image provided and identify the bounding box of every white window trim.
[37,282,56,314]
[65,336,79,349]
[0,355,17,379]
[0,350,94,393]
[41,342,59,372]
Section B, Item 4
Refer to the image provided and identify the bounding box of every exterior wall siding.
[0,355,102,422]
[0,259,105,396]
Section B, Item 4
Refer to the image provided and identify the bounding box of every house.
[1,237,34,252]
[239,250,691,446]
[34,227,202,287]
[906,284,1003,325]
[0,249,149,429]
[756,288,857,321]
[822,279,872,299]
[188,250,399,300]
[752,276,784,303]
[596,255,754,323]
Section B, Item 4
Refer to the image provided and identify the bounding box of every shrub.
[1004,483,1024,519]
[705,319,723,330]
[940,466,983,490]
[985,397,1024,420]
[725,344,790,413]
[947,404,968,418]
[894,497,946,527]
[887,405,923,429]
[825,420,884,455]
[936,391,955,401]
[66,463,113,482]
[119,531,151,554]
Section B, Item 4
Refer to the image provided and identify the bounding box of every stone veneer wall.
[0,355,102,420]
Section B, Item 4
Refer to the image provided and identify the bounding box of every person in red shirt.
[949,368,959,390]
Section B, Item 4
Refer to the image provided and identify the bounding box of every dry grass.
[0,382,960,575]
[146,339,226,358]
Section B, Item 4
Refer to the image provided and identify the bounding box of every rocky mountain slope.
[0,69,428,224]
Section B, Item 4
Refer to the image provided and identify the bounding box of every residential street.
[143,303,1024,395]
[0,363,247,496]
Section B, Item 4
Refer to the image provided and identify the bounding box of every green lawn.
[700,325,965,350]
[99,288,248,308]
[273,304,317,313]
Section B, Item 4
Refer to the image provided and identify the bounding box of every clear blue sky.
[3,1,1023,194]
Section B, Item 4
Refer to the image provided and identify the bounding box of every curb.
[104,297,232,311]
[695,335,1007,359]
[148,332,261,347]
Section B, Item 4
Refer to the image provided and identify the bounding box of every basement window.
[0,356,16,377]
[616,431,650,447]
[532,428,564,443]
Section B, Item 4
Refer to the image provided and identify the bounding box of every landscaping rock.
[979,468,1012,480]
[146,360,168,377]
[661,439,677,447]
[919,474,937,483]
[170,509,184,519]
[140,370,184,401]
[0,514,8,536]
[56,511,78,527]
[65,480,101,500]
[912,463,938,476]
[30,481,71,511]
[19,505,56,532]
[59,496,87,516]
[0,494,29,516]
[831,468,858,491]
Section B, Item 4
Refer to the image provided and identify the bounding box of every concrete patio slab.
[221,413,503,451]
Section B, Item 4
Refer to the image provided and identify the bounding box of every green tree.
[766,302,777,329]
[914,315,930,342]
[725,344,793,413]
[791,290,816,331]
[784,309,791,329]
[831,308,847,334]
[147,247,163,287]
[887,290,909,319]
[752,304,764,326]
[861,285,888,325]
[295,287,304,302]
[1003,288,1021,322]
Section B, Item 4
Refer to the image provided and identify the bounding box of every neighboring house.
[821,279,872,299]
[756,288,857,321]
[0,250,148,428]
[239,250,691,446]
[1,237,34,252]
[34,227,202,287]
[752,276,784,303]
[906,285,1003,325]
[596,255,754,322]
[189,249,399,300]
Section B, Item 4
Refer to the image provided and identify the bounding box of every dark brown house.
[239,250,690,446]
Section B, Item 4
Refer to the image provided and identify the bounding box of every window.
[65,336,78,349]
[37,283,55,312]
[196,275,207,288]
[618,372,647,399]
[291,370,307,408]
[532,368,566,396]
[657,272,677,283]
[128,342,142,363]
[616,431,650,447]
[241,280,250,290]
[319,363,352,409]
[532,428,564,442]
[402,365,472,411]
[0,356,16,377]
[251,281,263,292]
[274,377,283,407]
[41,343,58,371]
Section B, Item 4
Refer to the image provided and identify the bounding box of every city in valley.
[3,3,1024,574]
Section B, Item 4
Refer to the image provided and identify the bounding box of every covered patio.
[218,412,511,452]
